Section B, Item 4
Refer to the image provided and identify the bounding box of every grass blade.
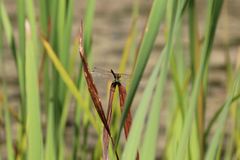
[78,24,111,136]
[103,83,115,160]
[176,0,224,159]
[205,93,240,139]
[83,0,95,55]
[16,0,26,123]
[25,0,39,57]
[78,25,120,159]
[118,0,166,146]
[118,84,133,140]
[0,2,16,58]
[122,48,164,159]
[206,71,240,160]
[25,20,43,160]
[2,88,14,160]
[41,38,99,131]
[45,98,56,160]
[140,0,188,158]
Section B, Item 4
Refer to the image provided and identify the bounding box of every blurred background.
[2,0,240,115]
[1,0,240,159]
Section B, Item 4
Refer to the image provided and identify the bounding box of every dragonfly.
[91,67,131,85]
[91,67,139,159]
[90,67,136,158]
[78,22,138,160]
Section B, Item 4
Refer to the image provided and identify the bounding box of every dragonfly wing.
[92,66,131,85]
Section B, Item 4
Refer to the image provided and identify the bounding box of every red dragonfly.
[78,22,138,160]
[91,67,130,84]
[93,67,139,160]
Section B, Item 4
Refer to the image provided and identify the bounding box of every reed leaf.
[176,0,224,159]
[83,0,95,55]
[206,72,240,160]
[2,88,14,160]
[122,48,165,160]
[25,21,43,160]
[117,0,167,146]
[41,38,99,131]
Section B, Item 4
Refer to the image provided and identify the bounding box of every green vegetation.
[0,0,239,159]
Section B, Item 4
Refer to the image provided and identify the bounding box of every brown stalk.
[103,83,117,160]
[118,84,132,138]
[78,22,118,159]
[118,84,139,160]
[79,23,110,135]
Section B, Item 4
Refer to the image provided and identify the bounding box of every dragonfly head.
[111,69,121,83]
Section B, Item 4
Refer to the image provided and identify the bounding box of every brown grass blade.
[118,84,139,160]
[78,22,119,159]
[103,83,117,160]
[78,23,110,135]
[118,84,132,138]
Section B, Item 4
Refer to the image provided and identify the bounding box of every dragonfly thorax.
[111,70,122,84]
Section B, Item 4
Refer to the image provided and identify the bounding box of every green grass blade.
[16,0,27,145]
[39,0,48,34]
[0,2,2,59]
[176,0,224,159]
[58,0,74,101]
[205,93,240,139]
[58,92,72,160]
[84,0,95,55]
[17,0,25,60]
[0,2,16,58]
[25,21,43,160]
[63,0,74,69]
[45,100,56,160]
[188,0,200,79]
[2,0,26,126]
[25,0,39,57]
[117,0,167,145]
[140,0,189,158]
[49,0,58,45]
[42,38,99,131]
[206,71,240,160]
[2,88,14,160]
[141,1,187,159]
[16,0,26,127]
[57,0,66,63]
[169,26,186,120]
[122,48,165,160]
[140,55,168,159]
[56,0,67,104]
